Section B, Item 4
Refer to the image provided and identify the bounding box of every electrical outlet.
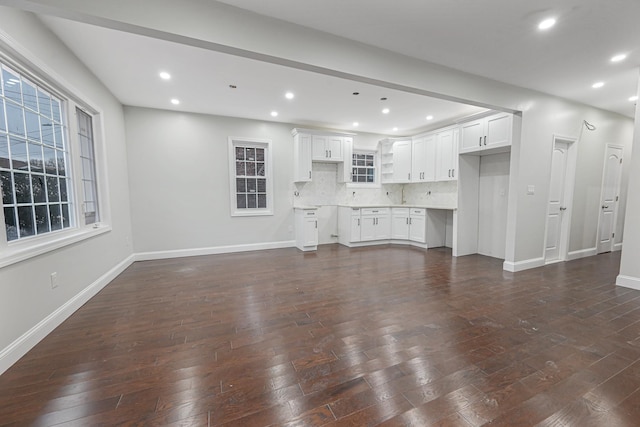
[50,272,58,289]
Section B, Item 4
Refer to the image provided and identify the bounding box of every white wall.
[617,73,640,290]
[124,107,298,255]
[478,153,510,259]
[0,8,133,372]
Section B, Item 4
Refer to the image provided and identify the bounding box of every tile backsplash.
[293,163,458,208]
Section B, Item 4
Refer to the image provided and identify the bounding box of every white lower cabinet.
[360,208,390,241]
[294,208,318,251]
[391,208,410,240]
[339,206,442,248]
[392,208,426,243]
[409,208,426,243]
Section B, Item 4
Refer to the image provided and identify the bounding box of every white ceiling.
[38,16,487,136]
[217,0,640,118]
[36,0,640,136]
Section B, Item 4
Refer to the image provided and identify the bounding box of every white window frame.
[0,44,111,269]
[228,137,273,217]
[347,149,380,189]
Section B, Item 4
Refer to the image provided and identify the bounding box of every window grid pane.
[233,143,268,211]
[351,152,376,183]
[76,108,99,224]
[0,62,73,240]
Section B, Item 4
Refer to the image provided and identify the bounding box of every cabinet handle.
[410,218,412,225]
[315,220,317,229]
[452,169,455,178]
[408,173,411,180]
[484,136,487,146]
[309,171,311,179]
[358,218,360,226]
[329,150,332,157]
[479,136,482,147]
[406,218,408,225]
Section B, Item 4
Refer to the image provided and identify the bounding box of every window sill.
[0,224,111,269]
[231,209,274,217]
[346,182,382,189]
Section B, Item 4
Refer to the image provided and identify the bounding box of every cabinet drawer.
[410,208,426,216]
[303,210,317,217]
[392,207,410,215]
[361,208,390,216]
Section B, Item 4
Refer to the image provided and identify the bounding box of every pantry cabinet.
[292,132,312,182]
[459,113,513,155]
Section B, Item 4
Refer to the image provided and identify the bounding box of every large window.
[1,64,73,241]
[228,137,273,216]
[0,54,105,263]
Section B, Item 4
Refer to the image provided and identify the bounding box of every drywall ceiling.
[218,0,640,118]
[37,16,486,136]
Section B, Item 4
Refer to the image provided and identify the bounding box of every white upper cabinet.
[412,135,436,182]
[293,132,312,182]
[392,140,412,183]
[435,128,458,181]
[459,113,513,155]
[312,134,344,161]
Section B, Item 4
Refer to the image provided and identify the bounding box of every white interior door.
[597,145,623,254]
[545,142,569,262]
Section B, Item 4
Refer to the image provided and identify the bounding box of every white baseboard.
[503,257,545,272]
[0,254,135,376]
[135,240,296,261]
[616,275,640,290]
[567,247,597,261]
[613,243,623,252]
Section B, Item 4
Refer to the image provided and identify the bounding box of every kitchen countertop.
[337,204,457,210]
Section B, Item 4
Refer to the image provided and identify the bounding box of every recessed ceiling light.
[426,115,434,121]
[393,127,399,131]
[629,95,639,102]
[270,111,278,117]
[382,108,390,114]
[170,98,180,105]
[353,122,359,127]
[159,71,171,80]
[611,53,627,63]
[538,18,556,30]
[592,82,605,89]
[285,92,295,100]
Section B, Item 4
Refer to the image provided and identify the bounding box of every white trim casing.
[228,137,274,217]
[503,257,545,272]
[135,240,296,261]
[567,247,598,261]
[617,275,640,291]
[0,254,135,376]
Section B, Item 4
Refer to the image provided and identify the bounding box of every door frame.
[596,144,624,254]
[543,134,578,264]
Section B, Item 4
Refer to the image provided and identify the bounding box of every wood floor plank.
[0,247,638,425]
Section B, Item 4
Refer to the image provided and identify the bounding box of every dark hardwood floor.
[1,245,639,426]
